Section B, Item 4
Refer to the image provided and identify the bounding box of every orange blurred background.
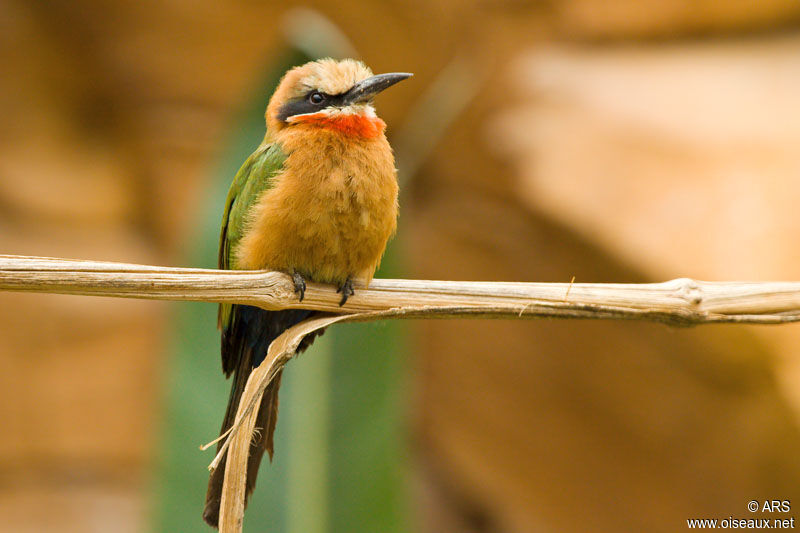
[2,1,800,532]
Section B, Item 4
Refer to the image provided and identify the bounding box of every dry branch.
[5,253,800,532]
[4,254,800,325]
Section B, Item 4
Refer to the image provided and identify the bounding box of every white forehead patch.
[299,58,373,95]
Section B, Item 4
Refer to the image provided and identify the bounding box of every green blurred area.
[151,48,409,533]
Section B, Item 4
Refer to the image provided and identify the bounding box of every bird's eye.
[308,91,325,105]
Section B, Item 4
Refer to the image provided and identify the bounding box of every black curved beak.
[343,72,413,105]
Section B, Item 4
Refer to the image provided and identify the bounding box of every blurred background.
[2,1,800,532]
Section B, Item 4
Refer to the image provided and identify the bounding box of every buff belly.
[235,130,398,285]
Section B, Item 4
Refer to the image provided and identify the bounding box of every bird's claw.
[336,278,355,306]
[292,272,307,302]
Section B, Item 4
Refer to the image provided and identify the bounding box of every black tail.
[203,306,323,528]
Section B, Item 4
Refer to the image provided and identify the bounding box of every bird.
[203,58,411,528]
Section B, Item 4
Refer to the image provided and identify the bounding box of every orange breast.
[236,122,399,285]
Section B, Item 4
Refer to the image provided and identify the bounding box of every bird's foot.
[292,272,307,302]
[336,278,355,306]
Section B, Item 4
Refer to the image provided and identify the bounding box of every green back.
[217,142,287,330]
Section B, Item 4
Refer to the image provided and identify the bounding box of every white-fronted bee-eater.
[204,58,411,527]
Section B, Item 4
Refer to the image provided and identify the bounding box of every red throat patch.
[289,112,386,138]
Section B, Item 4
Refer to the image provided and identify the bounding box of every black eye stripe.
[276,90,347,122]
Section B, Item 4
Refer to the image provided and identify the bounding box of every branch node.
[672,277,704,307]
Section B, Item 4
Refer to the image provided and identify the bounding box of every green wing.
[217,142,287,365]
[205,140,292,525]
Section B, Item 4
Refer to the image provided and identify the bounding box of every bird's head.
[266,58,411,139]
